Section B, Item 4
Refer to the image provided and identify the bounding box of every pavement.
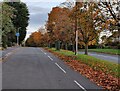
[79,51,119,64]
[2,47,102,90]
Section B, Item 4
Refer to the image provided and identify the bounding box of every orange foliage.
[26,31,42,47]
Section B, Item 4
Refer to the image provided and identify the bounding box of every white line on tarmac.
[48,56,53,61]
[2,48,20,61]
[55,63,66,74]
[40,49,47,55]
[74,80,86,91]
[5,52,12,57]
[40,49,43,52]
[44,52,47,55]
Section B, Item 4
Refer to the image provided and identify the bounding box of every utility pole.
[75,1,78,55]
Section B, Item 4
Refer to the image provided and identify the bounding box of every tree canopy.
[6,2,29,44]
[26,0,119,53]
[2,1,29,48]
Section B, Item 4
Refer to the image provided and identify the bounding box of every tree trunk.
[85,43,88,55]
[65,43,68,50]
[56,40,60,51]
[72,44,75,52]
[74,43,77,55]
[55,41,57,49]
[61,42,64,49]
[48,43,52,48]
[2,35,7,48]
[48,43,50,48]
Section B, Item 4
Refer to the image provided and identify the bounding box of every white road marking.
[5,52,12,57]
[40,49,46,55]
[2,48,20,61]
[55,63,66,74]
[48,56,53,61]
[44,52,47,55]
[40,49,43,52]
[74,80,86,91]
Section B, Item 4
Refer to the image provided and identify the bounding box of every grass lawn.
[48,48,119,78]
[85,49,120,55]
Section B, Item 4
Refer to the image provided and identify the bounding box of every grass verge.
[86,49,120,55]
[45,48,119,90]
[48,48,119,78]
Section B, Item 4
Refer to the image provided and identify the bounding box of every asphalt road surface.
[0,51,1,58]
[79,51,119,64]
[0,61,2,91]
[2,47,102,90]
[1,47,19,58]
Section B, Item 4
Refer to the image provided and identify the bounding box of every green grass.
[48,48,119,78]
[87,49,120,55]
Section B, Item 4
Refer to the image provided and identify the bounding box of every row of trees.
[26,1,119,55]
[26,27,49,47]
[1,1,29,48]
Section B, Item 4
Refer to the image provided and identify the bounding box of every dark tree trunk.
[55,40,60,51]
[85,43,88,55]
[72,44,75,52]
[48,43,52,48]
[65,43,68,50]
[61,42,64,49]
[74,43,77,55]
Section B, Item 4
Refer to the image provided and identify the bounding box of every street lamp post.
[75,28,78,55]
[17,35,18,46]
[75,1,78,55]
[75,1,85,55]
[16,27,20,46]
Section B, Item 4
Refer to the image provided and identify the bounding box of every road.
[2,47,102,90]
[79,51,119,64]
[0,60,1,91]
[0,49,2,91]
[1,47,19,58]
[0,50,2,58]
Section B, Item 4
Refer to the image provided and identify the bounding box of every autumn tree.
[98,1,119,29]
[47,7,73,50]
[70,2,102,55]
[98,1,119,48]
[26,31,42,47]
[38,1,119,54]
[40,33,50,47]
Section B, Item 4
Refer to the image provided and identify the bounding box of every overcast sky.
[20,0,67,40]
[0,0,71,39]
